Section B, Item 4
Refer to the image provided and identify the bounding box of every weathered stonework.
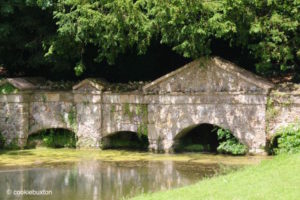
[266,84,300,138]
[1,56,295,154]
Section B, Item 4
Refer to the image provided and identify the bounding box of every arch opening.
[174,124,247,155]
[267,135,280,155]
[26,128,77,149]
[102,131,149,151]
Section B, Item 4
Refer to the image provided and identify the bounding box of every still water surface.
[0,160,233,200]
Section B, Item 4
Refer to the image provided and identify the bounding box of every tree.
[0,0,80,78]
[223,0,300,74]
[0,0,299,78]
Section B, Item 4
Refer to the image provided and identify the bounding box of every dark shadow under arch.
[174,124,221,153]
[26,128,77,148]
[266,134,281,155]
[102,131,149,151]
[173,123,248,155]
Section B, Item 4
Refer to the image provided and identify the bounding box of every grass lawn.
[131,153,300,200]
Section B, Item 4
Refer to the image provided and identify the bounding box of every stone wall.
[0,90,269,154]
[267,88,300,138]
[0,94,29,147]
[145,94,267,154]
[98,93,267,154]
[0,91,103,148]
[2,57,296,154]
[101,94,147,137]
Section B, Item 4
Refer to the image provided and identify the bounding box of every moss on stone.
[124,103,134,120]
[68,106,77,128]
[41,94,47,102]
[137,124,148,137]
[0,83,18,94]
[266,97,279,122]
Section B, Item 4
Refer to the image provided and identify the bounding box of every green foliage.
[223,0,299,74]
[0,1,57,75]
[148,0,234,58]
[0,0,299,77]
[0,83,18,94]
[217,128,247,155]
[26,129,77,148]
[74,61,85,76]
[53,0,153,67]
[270,123,300,155]
[217,139,248,155]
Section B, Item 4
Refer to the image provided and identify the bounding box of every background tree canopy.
[0,0,299,82]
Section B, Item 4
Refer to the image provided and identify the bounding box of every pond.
[0,149,267,200]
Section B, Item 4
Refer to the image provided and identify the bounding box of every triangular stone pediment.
[0,78,37,91]
[143,57,274,94]
[73,78,107,93]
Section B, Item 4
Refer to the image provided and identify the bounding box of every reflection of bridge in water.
[2,56,298,154]
[0,160,219,200]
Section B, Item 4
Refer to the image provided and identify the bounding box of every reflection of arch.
[101,131,149,150]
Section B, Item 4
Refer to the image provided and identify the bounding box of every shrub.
[271,123,300,155]
[216,128,247,155]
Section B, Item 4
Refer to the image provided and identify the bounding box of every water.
[0,160,231,200]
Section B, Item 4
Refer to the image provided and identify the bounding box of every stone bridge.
[1,57,299,154]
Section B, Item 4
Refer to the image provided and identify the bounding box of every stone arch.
[26,127,77,148]
[28,126,76,137]
[174,123,232,140]
[175,122,247,142]
[168,120,249,153]
[172,123,246,153]
[101,131,149,150]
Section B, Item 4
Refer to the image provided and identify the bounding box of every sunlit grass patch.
[131,153,300,200]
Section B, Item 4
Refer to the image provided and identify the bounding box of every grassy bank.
[131,153,300,200]
[0,148,265,167]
